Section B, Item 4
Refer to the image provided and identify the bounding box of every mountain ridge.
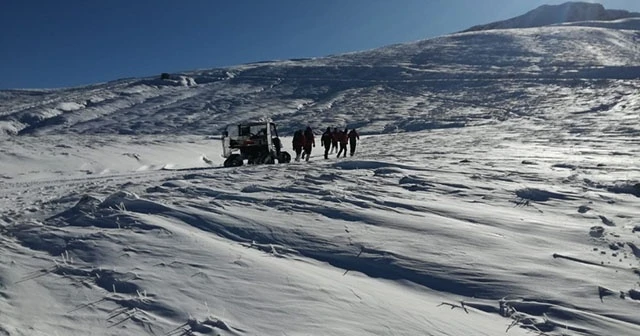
[464,1,640,32]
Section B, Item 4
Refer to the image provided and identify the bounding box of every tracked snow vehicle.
[221,120,291,167]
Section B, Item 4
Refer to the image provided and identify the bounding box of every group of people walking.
[292,126,360,162]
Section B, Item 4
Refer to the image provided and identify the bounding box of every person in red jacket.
[336,128,348,158]
[330,127,339,154]
[292,130,305,162]
[302,126,315,162]
[348,128,360,156]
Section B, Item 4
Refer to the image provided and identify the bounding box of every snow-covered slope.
[560,16,640,30]
[1,17,640,138]
[1,8,640,336]
[464,1,640,32]
[1,122,639,336]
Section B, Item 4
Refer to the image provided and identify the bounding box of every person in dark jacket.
[320,127,333,159]
[292,130,305,162]
[302,126,315,161]
[330,127,339,154]
[336,128,348,158]
[348,128,360,156]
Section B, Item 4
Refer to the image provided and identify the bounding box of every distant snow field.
[1,6,640,336]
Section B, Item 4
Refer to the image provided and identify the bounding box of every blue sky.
[1,0,639,89]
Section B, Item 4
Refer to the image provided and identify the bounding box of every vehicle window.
[239,126,251,136]
[227,126,239,137]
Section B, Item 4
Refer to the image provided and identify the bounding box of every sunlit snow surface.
[1,21,639,336]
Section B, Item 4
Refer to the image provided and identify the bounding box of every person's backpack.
[293,131,303,147]
[321,132,331,143]
[304,128,314,145]
[339,131,348,144]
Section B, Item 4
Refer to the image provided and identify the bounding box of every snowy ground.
[1,16,640,336]
[1,122,639,336]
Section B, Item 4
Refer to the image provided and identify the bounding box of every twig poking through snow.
[67,297,108,313]
[15,265,58,284]
[513,197,543,213]
[437,302,469,314]
[343,246,365,276]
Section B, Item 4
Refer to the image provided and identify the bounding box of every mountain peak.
[464,1,640,32]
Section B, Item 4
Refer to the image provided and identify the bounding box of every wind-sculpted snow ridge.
[1,20,640,137]
[1,121,639,335]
